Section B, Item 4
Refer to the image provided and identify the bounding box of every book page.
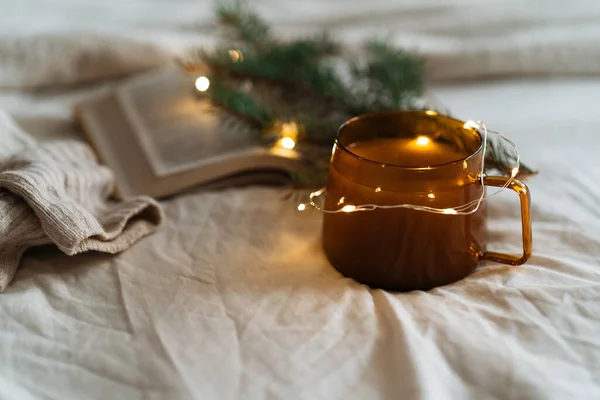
[117,68,264,177]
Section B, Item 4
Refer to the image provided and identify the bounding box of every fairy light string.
[297,120,521,215]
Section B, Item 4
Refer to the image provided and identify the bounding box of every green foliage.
[362,40,425,109]
[194,5,425,145]
[485,133,537,177]
[215,1,270,46]
[188,2,533,186]
[207,81,272,127]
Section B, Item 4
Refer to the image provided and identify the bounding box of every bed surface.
[1,1,600,399]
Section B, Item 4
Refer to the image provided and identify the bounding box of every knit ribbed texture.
[0,111,163,291]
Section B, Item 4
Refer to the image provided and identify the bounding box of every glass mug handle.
[482,176,532,266]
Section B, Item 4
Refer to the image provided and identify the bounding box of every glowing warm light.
[416,136,430,146]
[280,137,296,149]
[463,120,479,130]
[425,110,438,116]
[229,49,243,62]
[275,121,299,150]
[428,193,436,199]
[337,197,345,205]
[297,203,306,211]
[310,189,324,199]
[463,160,468,170]
[443,208,458,215]
[342,205,356,213]
[511,167,519,177]
[280,122,298,138]
[195,76,210,92]
[375,187,381,192]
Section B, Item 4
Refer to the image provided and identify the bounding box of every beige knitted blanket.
[0,111,163,291]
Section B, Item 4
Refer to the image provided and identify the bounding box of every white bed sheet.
[2,1,600,399]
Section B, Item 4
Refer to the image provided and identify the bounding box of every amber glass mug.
[322,111,532,291]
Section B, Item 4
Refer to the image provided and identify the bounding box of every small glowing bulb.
[280,137,296,150]
[416,136,430,146]
[443,208,458,215]
[425,110,438,116]
[463,160,468,170]
[428,193,436,199]
[228,49,242,62]
[337,197,345,205]
[511,167,519,177]
[342,205,356,213]
[375,187,381,192]
[464,120,479,130]
[297,203,306,211]
[195,76,210,92]
[309,189,324,199]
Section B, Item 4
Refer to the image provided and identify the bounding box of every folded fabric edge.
[60,197,165,256]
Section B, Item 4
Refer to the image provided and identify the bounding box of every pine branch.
[356,40,425,111]
[485,135,537,178]
[204,81,273,128]
[198,36,340,86]
[215,1,271,46]
[185,2,534,185]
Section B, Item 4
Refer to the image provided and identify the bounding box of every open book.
[76,67,302,199]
